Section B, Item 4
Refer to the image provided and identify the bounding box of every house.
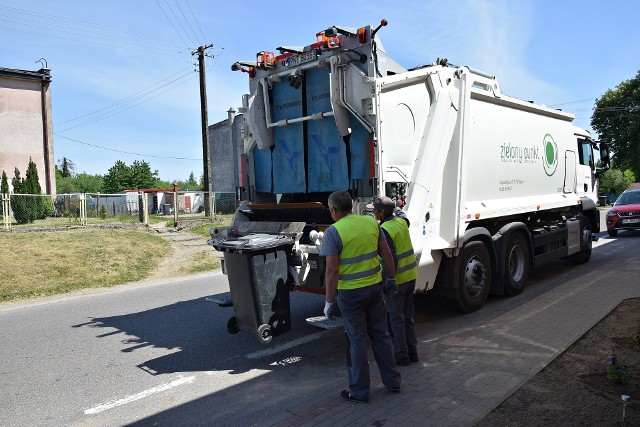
[0,66,56,194]
[123,189,205,215]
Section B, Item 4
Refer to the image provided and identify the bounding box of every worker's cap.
[366,196,396,211]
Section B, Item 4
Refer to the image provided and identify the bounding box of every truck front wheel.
[569,214,592,264]
[455,240,492,313]
[503,232,530,296]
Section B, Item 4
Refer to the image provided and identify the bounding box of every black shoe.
[409,353,419,363]
[386,385,401,393]
[395,357,411,366]
[340,389,368,403]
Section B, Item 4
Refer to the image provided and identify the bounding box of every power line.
[0,4,182,43]
[56,66,195,126]
[174,0,201,47]
[164,0,197,47]
[0,5,185,53]
[55,134,202,160]
[185,0,207,44]
[548,97,595,108]
[154,0,191,50]
[56,70,198,132]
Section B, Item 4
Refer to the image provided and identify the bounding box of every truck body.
[211,21,610,341]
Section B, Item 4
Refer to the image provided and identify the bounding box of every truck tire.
[227,316,240,334]
[455,240,491,313]
[569,215,592,264]
[503,232,530,296]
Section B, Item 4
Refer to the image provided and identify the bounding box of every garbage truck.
[209,20,610,343]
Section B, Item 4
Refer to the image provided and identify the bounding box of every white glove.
[324,300,335,319]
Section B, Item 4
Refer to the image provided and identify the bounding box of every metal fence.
[1,191,237,230]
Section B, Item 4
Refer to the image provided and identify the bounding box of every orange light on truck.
[537,205,541,210]
[316,31,340,49]
[256,51,275,69]
[358,27,367,44]
[475,213,481,219]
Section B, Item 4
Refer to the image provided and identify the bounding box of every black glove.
[383,278,398,295]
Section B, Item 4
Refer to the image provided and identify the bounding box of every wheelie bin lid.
[212,233,294,253]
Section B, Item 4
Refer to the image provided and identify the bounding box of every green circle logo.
[542,134,558,176]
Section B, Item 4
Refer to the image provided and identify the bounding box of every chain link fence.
[1,191,237,230]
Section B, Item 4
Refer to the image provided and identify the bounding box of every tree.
[129,160,158,190]
[1,170,8,195]
[598,168,636,198]
[9,160,53,223]
[56,157,76,178]
[103,160,131,193]
[591,70,640,180]
[56,170,104,194]
[103,160,159,193]
[186,172,198,188]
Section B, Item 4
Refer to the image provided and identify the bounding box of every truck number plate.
[622,218,640,224]
[281,51,317,67]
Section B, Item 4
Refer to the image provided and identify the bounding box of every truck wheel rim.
[508,245,525,281]
[464,257,486,296]
[582,228,592,251]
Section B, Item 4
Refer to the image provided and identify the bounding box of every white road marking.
[246,331,330,360]
[84,375,195,415]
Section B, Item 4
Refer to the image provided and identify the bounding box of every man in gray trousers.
[321,190,401,403]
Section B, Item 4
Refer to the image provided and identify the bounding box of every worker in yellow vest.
[321,190,401,403]
[368,196,419,366]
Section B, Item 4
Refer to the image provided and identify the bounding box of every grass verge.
[0,229,171,303]
[176,252,222,275]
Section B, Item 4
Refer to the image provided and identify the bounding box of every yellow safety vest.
[381,217,418,285]
[333,215,382,290]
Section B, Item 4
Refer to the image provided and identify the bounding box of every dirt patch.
[148,224,222,279]
[477,298,640,426]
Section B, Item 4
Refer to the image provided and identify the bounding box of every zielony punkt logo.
[542,133,558,176]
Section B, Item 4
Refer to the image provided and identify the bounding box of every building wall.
[0,67,56,194]
[209,109,243,193]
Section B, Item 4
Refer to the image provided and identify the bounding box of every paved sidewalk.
[274,236,640,426]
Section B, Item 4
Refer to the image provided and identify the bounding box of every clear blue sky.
[1,0,638,181]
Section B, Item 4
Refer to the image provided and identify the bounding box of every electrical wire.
[154,0,192,50]
[174,0,200,47]
[56,66,195,125]
[185,0,207,44]
[56,69,198,132]
[0,6,185,55]
[55,134,202,160]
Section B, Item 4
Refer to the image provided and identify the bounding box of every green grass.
[0,229,170,302]
[177,252,221,274]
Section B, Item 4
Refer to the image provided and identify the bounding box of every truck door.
[576,137,595,195]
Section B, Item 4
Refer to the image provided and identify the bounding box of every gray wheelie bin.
[213,234,294,344]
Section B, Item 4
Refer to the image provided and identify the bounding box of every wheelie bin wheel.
[227,316,239,334]
[257,324,272,344]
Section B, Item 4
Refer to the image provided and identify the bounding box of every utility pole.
[193,44,213,216]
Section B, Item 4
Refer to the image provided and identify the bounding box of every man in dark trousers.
[368,196,419,366]
[321,190,401,403]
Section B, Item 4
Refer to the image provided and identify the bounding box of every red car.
[606,189,640,237]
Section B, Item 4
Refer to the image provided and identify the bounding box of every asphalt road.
[0,211,631,427]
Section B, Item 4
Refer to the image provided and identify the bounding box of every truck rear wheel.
[455,240,491,313]
[503,232,530,296]
[569,215,592,264]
